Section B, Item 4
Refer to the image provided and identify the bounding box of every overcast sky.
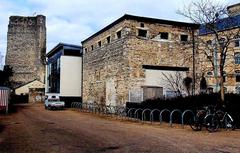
[0,0,239,66]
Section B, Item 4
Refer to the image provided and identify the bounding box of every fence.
[0,87,10,114]
[71,102,196,127]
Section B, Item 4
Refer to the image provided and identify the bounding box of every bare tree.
[178,0,240,103]
[161,72,191,97]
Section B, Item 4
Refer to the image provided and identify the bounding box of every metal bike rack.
[170,109,182,127]
[159,109,171,124]
[150,109,161,124]
[181,110,195,126]
[134,108,143,121]
[142,109,152,123]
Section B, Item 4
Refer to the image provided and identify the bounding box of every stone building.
[198,3,240,94]
[5,15,46,89]
[82,14,199,106]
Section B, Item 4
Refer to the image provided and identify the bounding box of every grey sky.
[0,0,239,66]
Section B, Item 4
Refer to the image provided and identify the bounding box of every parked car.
[45,94,65,110]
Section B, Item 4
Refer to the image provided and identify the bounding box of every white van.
[45,93,65,110]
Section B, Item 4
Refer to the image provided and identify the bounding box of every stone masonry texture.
[5,15,46,88]
[82,15,199,106]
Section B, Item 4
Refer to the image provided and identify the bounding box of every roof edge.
[82,14,199,44]
[46,42,81,57]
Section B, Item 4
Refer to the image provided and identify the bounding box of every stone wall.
[5,15,46,88]
[83,18,197,106]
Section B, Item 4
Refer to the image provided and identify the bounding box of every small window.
[180,34,188,42]
[207,71,213,76]
[117,31,121,39]
[235,39,240,47]
[84,48,87,53]
[140,23,144,27]
[207,40,212,45]
[160,32,169,40]
[98,41,101,47]
[107,36,111,43]
[235,53,240,64]
[91,45,94,51]
[138,29,147,37]
[236,70,240,82]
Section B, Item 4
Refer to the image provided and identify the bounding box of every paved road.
[0,104,240,153]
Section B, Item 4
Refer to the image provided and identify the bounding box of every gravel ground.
[0,104,240,153]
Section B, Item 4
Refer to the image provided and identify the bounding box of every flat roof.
[82,14,200,43]
[46,43,82,57]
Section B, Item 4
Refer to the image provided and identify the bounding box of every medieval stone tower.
[5,15,46,88]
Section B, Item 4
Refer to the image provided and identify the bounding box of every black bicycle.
[190,105,235,132]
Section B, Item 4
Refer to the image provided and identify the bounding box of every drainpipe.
[192,29,196,95]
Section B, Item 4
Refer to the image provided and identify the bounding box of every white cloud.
[0,0,239,65]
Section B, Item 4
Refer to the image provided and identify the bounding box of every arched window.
[235,53,240,64]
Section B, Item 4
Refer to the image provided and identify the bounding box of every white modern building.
[45,43,82,106]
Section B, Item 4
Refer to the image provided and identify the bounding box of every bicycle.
[190,105,219,132]
[215,110,235,130]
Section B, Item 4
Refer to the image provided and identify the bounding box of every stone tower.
[5,15,46,88]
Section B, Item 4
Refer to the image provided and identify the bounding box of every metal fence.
[0,87,10,114]
[71,102,196,127]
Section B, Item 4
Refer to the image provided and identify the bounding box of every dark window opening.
[107,36,111,43]
[140,23,144,27]
[235,53,240,64]
[138,29,147,37]
[180,35,188,42]
[160,32,169,40]
[235,40,240,47]
[98,41,101,47]
[236,76,240,82]
[91,45,94,51]
[117,31,121,39]
[207,40,212,45]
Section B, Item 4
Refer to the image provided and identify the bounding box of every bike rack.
[160,109,171,125]
[142,109,152,123]
[181,110,195,127]
[134,108,143,121]
[150,109,161,124]
[127,108,136,120]
[170,109,182,127]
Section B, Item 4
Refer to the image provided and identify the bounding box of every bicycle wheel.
[189,117,202,131]
[205,114,219,132]
[224,114,235,130]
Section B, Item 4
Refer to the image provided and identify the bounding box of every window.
[235,53,240,64]
[84,48,87,53]
[207,71,213,76]
[234,35,240,47]
[138,29,147,37]
[180,34,188,42]
[107,36,111,43]
[160,32,169,40]
[236,70,240,82]
[98,41,101,47]
[116,30,121,39]
[207,40,212,45]
[140,23,144,27]
[235,39,240,47]
[91,45,94,51]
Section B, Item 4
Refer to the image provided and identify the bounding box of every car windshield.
[48,99,59,102]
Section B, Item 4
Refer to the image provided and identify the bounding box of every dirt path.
[0,104,240,153]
